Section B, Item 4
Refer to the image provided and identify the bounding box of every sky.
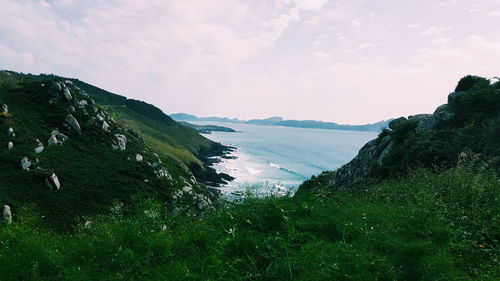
[1,0,499,124]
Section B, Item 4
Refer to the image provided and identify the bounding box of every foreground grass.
[0,167,498,280]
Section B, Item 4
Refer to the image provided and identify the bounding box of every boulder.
[7,127,14,137]
[20,157,31,171]
[408,114,435,130]
[51,129,69,142]
[65,114,82,135]
[7,141,13,150]
[1,104,7,113]
[102,120,110,132]
[448,91,467,104]
[62,87,73,101]
[433,104,454,122]
[50,82,62,97]
[64,80,73,86]
[152,162,172,180]
[2,205,12,224]
[182,185,193,194]
[135,154,143,161]
[388,117,407,130]
[75,100,88,109]
[34,139,44,154]
[48,135,60,146]
[112,134,127,150]
[66,106,75,113]
[45,173,61,190]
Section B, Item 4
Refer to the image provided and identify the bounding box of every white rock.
[7,127,14,137]
[65,114,82,135]
[3,205,12,224]
[113,134,127,150]
[48,135,60,146]
[34,139,44,153]
[135,154,143,161]
[76,100,88,109]
[102,120,110,132]
[67,106,75,113]
[35,146,44,153]
[7,141,13,150]
[20,157,31,171]
[45,173,61,190]
[1,104,7,113]
[182,186,193,194]
[62,87,73,101]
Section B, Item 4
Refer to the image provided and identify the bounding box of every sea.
[194,122,378,196]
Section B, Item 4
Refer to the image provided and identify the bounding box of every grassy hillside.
[0,166,497,280]
[0,72,221,230]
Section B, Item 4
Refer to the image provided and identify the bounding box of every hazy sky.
[1,0,499,124]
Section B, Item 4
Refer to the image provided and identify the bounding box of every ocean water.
[195,122,378,195]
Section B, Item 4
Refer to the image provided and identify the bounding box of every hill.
[0,70,231,230]
[300,75,500,191]
[171,113,390,132]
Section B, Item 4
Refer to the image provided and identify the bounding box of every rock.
[75,100,88,109]
[377,139,394,165]
[408,114,435,130]
[152,162,172,180]
[51,129,69,142]
[45,173,61,190]
[102,120,110,132]
[34,139,44,153]
[193,194,214,210]
[127,128,143,140]
[1,104,7,113]
[65,114,82,135]
[448,91,467,104]
[2,205,12,224]
[7,141,13,150]
[112,134,127,150]
[62,87,73,101]
[64,80,73,86]
[388,117,407,130]
[90,106,98,113]
[7,127,14,137]
[189,175,197,184]
[67,106,76,113]
[182,186,193,194]
[89,99,95,105]
[135,154,143,161]
[20,157,31,171]
[50,82,62,96]
[80,91,89,98]
[433,104,454,122]
[48,135,60,146]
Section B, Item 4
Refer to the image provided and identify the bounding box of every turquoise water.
[195,122,378,195]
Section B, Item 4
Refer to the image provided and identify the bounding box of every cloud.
[0,0,499,124]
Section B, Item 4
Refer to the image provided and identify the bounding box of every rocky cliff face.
[301,76,500,191]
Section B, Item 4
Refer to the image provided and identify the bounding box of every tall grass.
[0,166,498,280]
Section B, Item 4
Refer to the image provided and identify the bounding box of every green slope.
[0,71,221,230]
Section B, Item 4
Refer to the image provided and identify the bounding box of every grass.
[0,166,497,280]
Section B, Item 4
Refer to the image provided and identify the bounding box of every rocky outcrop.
[112,134,127,150]
[7,127,14,138]
[64,114,82,135]
[2,205,12,224]
[45,173,61,190]
[20,157,31,171]
[315,89,469,190]
[34,139,44,153]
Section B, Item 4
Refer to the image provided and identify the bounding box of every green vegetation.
[0,71,498,280]
[0,166,497,280]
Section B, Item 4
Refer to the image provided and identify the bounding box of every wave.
[269,162,306,179]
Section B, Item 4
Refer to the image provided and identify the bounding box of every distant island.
[178,121,237,134]
[170,113,391,132]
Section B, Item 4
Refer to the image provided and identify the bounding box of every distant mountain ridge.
[170,113,391,132]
